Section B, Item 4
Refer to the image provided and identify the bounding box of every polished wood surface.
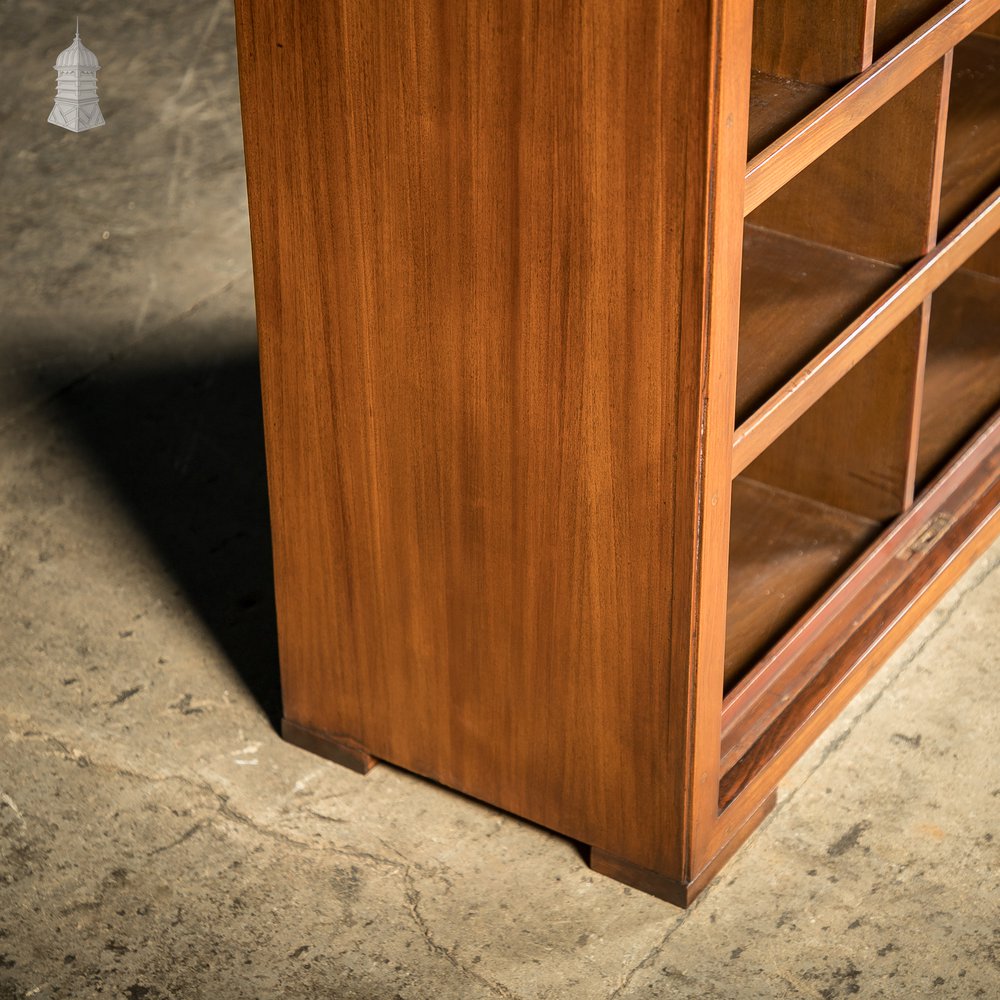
[737,226,898,422]
[236,0,752,885]
[683,0,755,882]
[734,186,1000,475]
[940,34,1000,231]
[749,60,948,264]
[745,0,1000,214]
[236,0,1000,907]
[752,0,874,86]
[917,269,1000,484]
[725,478,880,688]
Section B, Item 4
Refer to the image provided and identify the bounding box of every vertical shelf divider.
[900,44,955,508]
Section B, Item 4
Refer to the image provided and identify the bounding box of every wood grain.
[235,0,751,885]
[734,186,1000,475]
[749,59,948,264]
[752,0,875,86]
[939,34,1000,233]
[746,0,1000,214]
[236,0,1000,906]
[917,269,1000,485]
[682,0,755,882]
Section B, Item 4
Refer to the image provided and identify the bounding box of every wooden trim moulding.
[745,0,1000,214]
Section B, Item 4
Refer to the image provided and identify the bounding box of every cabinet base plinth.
[589,790,777,907]
[281,718,379,775]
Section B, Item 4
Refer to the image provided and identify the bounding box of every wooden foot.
[281,718,379,775]
[589,790,777,907]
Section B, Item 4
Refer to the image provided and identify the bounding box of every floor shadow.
[39,330,282,726]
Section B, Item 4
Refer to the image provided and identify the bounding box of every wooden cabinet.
[234,0,1000,906]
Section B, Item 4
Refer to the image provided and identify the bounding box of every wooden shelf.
[736,226,898,423]
[747,71,831,161]
[940,33,1000,233]
[917,268,1000,485]
[724,477,881,690]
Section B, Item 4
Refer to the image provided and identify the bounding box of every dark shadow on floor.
[37,327,282,726]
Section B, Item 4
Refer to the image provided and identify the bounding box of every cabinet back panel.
[874,0,946,56]
[917,269,1000,485]
[753,0,875,85]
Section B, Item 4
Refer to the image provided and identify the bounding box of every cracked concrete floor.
[2,2,999,998]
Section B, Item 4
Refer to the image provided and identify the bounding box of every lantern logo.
[48,19,105,133]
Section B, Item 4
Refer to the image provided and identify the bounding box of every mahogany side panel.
[236,0,1000,909]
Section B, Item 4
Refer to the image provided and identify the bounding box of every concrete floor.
[2,3,998,998]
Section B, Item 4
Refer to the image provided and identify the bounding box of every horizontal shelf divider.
[733,185,1000,476]
[745,0,1000,215]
